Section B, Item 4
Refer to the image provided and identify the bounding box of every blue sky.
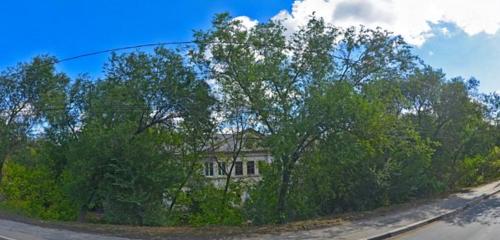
[415,24,500,93]
[0,1,292,77]
[1,0,498,93]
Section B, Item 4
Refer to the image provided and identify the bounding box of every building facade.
[202,131,272,187]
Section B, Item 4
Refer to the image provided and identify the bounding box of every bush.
[458,147,500,186]
[244,162,281,224]
[185,184,244,226]
[0,161,77,220]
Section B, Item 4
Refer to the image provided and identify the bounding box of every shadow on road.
[352,187,500,231]
[442,194,500,227]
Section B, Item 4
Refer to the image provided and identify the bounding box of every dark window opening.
[204,162,214,176]
[218,162,226,175]
[235,162,243,176]
[247,161,255,175]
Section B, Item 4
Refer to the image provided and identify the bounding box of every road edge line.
[0,234,18,240]
[362,187,500,240]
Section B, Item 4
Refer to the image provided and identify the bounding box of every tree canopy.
[0,13,498,226]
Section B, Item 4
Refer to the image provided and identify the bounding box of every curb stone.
[361,187,500,240]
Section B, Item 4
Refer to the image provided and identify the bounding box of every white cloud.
[238,0,500,46]
[441,27,450,36]
[232,16,258,30]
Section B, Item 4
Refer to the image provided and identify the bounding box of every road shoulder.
[0,180,499,240]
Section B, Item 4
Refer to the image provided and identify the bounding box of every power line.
[1,39,288,80]
[55,41,196,64]
[1,38,442,91]
[0,40,198,79]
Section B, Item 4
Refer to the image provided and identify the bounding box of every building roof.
[208,129,267,153]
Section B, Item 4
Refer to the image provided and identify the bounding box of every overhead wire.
[1,37,438,116]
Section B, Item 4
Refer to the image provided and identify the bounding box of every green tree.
[402,68,497,188]
[65,47,214,225]
[194,13,416,223]
[0,56,69,183]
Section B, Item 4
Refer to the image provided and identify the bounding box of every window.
[235,162,243,176]
[204,162,214,176]
[218,162,226,175]
[247,161,255,175]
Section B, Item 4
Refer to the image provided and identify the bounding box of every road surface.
[0,218,130,240]
[392,192,500,240]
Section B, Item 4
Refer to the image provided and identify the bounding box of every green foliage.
[459,156,488,186]
[458,147,500,186]
[66,125,182,225]
[184,184,244,226]
[193,13,425,223]
[0,160,77,220]
[246,82,437,222]
[244,162,281,224]
[0,13,499,228]
[0,56,69,182]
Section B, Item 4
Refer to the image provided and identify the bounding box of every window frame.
[247,161,255,175]
[235,161,243,176]
[204,162,214,176]
[218,162,226,176]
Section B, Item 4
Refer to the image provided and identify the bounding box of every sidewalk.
[240,180,500,240]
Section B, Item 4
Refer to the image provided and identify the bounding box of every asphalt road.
[0,219,130,240]
[392,192,500,240]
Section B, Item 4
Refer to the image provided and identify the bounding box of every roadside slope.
[0,180,499,240]
[240,180,500,240]
[390,192,500,240]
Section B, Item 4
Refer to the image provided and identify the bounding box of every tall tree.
[0,56,69,182]
[66,47,215,224]
[402,68,494,188]
[193,13,416,222]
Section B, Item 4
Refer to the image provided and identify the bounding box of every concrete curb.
[362,187,500,240]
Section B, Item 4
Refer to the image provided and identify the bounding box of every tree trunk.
[219,160,236,222]
[0,151,8,186]
[277,170,290,223]
[218,173,232,222]
[0,161,4,186]
[168,167,195,213]
[276,158,291,223]
[78,207,88,222]
[0,141,16,186]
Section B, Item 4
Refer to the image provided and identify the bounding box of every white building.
[202,131,272,187]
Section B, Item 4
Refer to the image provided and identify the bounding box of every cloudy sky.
[1,0,499,93]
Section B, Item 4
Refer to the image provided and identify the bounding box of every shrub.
[186,184,244,226]
[0,161,77,220]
